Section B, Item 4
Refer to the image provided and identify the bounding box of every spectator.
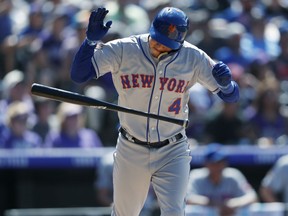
[84,85,119,147]
[59,9,90,91]
[203,102,246,145]
[103,0,150,37]
[244,77,288,146]
[35,9,70,89]
[227,62,257,112]
[186,143,257,216]
[0,0,12,45]
[248,57,275,83]
[260,154,288,203]
[44,102,103,148]
[272,21,288,80]
[0,101,42,148]
[0,0,13,76]
[241,14,280,61]
[187,14,227,58]
[0,69,35,127]
[32,97,55,143]
[213,21,251,67]
[16,2,45,85]
[185,83,216,142]
[214,0,261,31]
[261,0,288,20]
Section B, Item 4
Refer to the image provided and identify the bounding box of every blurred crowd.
[0,0,288,214]
[1,0,288,148]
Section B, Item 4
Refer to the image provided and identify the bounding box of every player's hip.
[116,133,191,166]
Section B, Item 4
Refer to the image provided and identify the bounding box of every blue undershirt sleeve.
[70,40,97,83]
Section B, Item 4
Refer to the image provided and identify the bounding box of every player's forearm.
[70,40,96,83]
[186,194,210,206]
[225,192,258,209]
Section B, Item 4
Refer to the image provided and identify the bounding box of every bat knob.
[184,119,189,128]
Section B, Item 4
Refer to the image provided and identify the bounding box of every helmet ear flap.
[149,7,189,50]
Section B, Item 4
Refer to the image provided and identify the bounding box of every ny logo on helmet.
[168,24,176,33]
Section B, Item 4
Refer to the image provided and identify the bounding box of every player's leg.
[151,140,191,216]
[111,136,152,216]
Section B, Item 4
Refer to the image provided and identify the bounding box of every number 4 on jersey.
[168,98,181,114]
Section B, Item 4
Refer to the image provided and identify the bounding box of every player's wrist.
[85,37,97,46]
[219,81,235,94]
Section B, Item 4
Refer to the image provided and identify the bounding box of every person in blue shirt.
[0,101,42,148]
[44,102,103,148]
[186,143,257,215]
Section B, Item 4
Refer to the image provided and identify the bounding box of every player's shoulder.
[182,40,198,49]
[222,167,245,178]
[189,167,209,179]
[181,41,210,57]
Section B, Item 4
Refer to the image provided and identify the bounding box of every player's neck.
[148,36,171,59]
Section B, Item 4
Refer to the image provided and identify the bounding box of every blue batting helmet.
[149,7,189,50]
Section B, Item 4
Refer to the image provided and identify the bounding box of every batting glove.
[86,8,112,46]
[212,61,234,94]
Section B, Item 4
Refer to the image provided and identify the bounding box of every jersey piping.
[137,36,157,142]
[156,51,180,141]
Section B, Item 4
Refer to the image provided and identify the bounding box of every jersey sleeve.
[92,40,122,78]
[194,51,219,94]
[228,168,255,197]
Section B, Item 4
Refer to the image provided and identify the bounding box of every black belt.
[119,127,183,148]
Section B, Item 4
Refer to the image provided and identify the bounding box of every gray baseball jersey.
[92,34,219,142]
[91,34,219,215]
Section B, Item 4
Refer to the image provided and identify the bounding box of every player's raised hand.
[86,8,112,44]
[212,61,234,94]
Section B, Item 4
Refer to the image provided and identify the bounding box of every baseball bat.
[31,83,189,128]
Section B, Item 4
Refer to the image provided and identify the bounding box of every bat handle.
[183,119,189,128]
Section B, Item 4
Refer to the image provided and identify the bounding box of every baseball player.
[70,7,239,216]
[186,143,257,215]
